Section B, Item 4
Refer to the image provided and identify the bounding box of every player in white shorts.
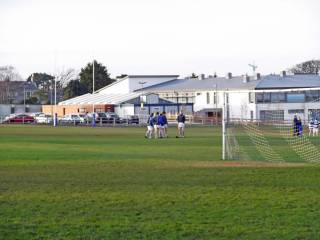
[313,118,319,136]
[145,113,154,139]
[176,112,186,138]
[153,112,160,138]
[309,119,314,136]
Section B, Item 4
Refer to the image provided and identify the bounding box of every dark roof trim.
[255,86,320,90]
[127,75,179,78]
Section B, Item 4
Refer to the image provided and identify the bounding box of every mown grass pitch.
[1,125,320,239]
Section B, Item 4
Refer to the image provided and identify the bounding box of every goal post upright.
[222,91,226,160]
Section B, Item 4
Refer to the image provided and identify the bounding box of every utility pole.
[92,59,96,127]
[53,51,57,127]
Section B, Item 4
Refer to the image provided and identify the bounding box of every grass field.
[1,125,320,239]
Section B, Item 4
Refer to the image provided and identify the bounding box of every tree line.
[0,60,115,104]
[0,59,320,105]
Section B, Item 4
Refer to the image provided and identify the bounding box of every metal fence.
[0,114,222,127]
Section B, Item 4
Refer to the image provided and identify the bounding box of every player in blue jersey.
[157,113,165,138]
[297,116,303,136]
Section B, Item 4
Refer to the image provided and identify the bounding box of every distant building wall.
[42,104,114,117]
[99,79,130,94]
[114,104,135,117]
[0,104,42,117]
[99,76,178,94]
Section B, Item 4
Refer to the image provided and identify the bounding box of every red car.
[4,114,35,124]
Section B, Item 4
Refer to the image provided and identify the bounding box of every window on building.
[249,93,255,103]
[207,112,214,117]
[305,90,320,102]
[256,93,271,103]
[256,93,263,103]
[206,92,210,104]
[287,93,305,103]
[197,92,201,96]
[271,92,286,103]
[263,93,271,103]
[214,92,218,104]
[288,109,304,114]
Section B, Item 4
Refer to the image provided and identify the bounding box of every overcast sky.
[1,0,320,79]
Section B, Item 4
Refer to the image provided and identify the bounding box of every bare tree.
[55,68,78,88]
[54,68,78,103]
[0,65,23,81]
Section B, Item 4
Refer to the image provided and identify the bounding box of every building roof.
[136,74,320,92]
[135,76,260,92]
[125,75,179,78]
[255,74,320,89]
[95,74,180,93]
[59,92,143,105]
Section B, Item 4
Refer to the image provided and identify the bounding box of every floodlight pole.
[54,74,57,126]
[92,59,96,127]
[53,53,57,127]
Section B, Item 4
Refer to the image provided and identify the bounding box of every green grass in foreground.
[1,125,320,239]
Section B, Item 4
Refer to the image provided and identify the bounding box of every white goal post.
[221,87,320,162]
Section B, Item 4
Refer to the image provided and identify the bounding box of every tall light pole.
[23,83,26,111]
[92,59,96,127]
[53,52,57,127]
[54,73,57,126]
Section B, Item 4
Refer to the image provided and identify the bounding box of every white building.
[193,72,320,122]
[97,75,179,94]
[56,72,320,121]
[55,75,193,117]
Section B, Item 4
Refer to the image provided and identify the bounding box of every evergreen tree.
[79,60,114,93]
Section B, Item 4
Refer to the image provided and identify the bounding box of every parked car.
[35,114,53,124]
[106,112,122,124]
[77,114,89,124]
[30,112,44,118]
[59,114,81,124]
[94,112,117,124]
[127,115,140,124]
[3,114,35,124]
[95,112,108,123]
[4,114,16,122]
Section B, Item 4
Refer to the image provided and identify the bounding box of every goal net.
[223,88,320,163]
